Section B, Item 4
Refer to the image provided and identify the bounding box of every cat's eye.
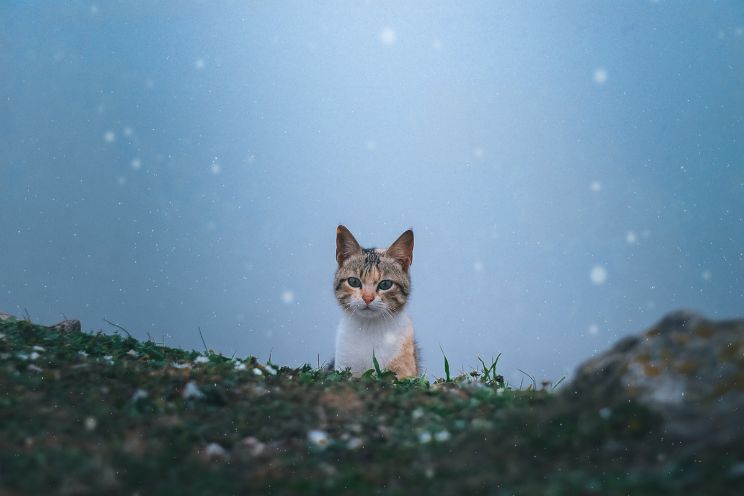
[377,280,393,291]
[347,277,362,288]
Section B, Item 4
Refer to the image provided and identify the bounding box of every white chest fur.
[334,312,413,375]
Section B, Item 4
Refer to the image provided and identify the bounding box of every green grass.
[1,317,741,495]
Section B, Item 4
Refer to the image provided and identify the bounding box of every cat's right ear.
[336,225,361,266]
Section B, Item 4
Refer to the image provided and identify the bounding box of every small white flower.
[411,408,424,421]
[253,368,263,376]
[496,387,505,396]
[171,362,191,369]
[103,355,114,364]
[84,417,98,431]
[29,352,41,360]
[27,364,43,373]
[182,381,205,400]
[265,365,277,375]
[78,350,88,358]
[193,356,209,364]
[434,430,451,442]
[418,431,432,444]
[126,349,139,357]
[234,362,247,371]
[308,430,331,449]
[32,345,46,352]
[16,353,29,361]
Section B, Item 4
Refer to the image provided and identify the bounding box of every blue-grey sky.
[2,1,743,383]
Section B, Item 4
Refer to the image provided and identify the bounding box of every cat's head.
[334,225,414,320]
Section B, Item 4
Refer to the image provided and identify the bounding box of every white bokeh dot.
[590,266,608,285]
[280,290,295,304]
[593,68,608,84]
[379,27,397,46]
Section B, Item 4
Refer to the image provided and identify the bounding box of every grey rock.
[567,310,744,445]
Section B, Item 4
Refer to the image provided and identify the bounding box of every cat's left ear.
[387,229,414,272]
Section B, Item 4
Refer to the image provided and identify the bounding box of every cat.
[333,225,419,378]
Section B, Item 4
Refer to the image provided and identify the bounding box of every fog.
[2,1,743,383]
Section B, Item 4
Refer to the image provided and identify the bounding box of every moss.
[694,325,715,338]
[0,319,740,495]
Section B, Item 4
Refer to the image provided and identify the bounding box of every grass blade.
[372,349,382,376]
[552,376,566,390]
[439,345,451,382]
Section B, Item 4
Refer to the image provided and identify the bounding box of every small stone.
[84,417,97,431]
[131,389,148,402]
[418,431,432,444]
[241,436,266,456]
[182,381,205,400]
[434,430,451,442]
[307,430,331,449]
[347,437,363,450]
[204,442,230,461]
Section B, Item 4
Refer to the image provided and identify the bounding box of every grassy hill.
[0,316,738,495]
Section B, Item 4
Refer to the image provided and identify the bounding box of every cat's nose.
[362,294,375,305]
